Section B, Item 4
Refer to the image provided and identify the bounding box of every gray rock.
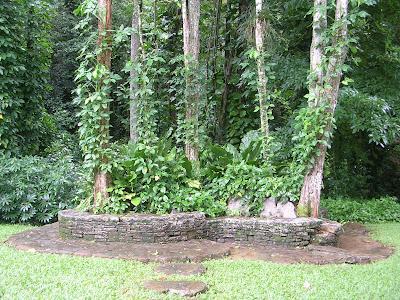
[227,198,249,217]
[155,263,206,276]
[260,198,277,218]
[143,280,208,297]
[311,232,338,246]
[319,220,343,235]
[276,201,297,219]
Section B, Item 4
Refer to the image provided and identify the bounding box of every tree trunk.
[217,0,232,143]
[93,0,112,206]
[130,0,141,142]
[255,0,269,154]
[308,0,327,108]
[298,0,349,217]
[182,0,201,163]
[211,0,222,94]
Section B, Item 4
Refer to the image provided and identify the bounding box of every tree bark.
[182,0,201,163]
[255,0,269,154]
[211,0,222,93]
[298,0,349,217]
[217,0,232,143]
[93,0,112,206]
[130,0,141,142]
[309,0,327,108]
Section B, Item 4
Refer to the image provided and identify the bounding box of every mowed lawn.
[0,223,399,300]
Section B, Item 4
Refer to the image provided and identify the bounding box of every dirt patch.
[5,222,394,265]
[337,222,393,259]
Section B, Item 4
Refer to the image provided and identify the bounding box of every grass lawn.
[0,223,399,300]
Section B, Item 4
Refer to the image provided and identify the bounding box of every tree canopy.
[1,0,399,219]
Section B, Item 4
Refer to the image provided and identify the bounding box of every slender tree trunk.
[299,0,349,217]
[93,0,112,206]
[217,0,232,143]
[211,0,222,93]
[182,0,201,163]
[308,0,327,108]
[255,0,269,154]
[130,0,141,142]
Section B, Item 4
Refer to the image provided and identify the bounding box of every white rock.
[260,198,277,218]
[276,201,297,218]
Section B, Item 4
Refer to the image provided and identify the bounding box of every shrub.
[107,140,225,216]
[321,197,400,223]
[0,155,82,224]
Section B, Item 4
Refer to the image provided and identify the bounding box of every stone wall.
[59,210,206,243]
[205,217,322,247]
[59,210,326,247]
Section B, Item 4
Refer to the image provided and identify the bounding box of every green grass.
[0,223,399,299]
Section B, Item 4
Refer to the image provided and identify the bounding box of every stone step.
[155,263,206,276]
[144,280,208,297]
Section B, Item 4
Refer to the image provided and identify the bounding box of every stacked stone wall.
[59,210,206,243]
[205,217,321,247]
[59,210,327,247]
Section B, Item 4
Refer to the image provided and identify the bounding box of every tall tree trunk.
[93,0,112,206]
[182,0,201,163]
[255,0,269,154]
[130,0,141,142]
[217,0,232,143]
[309,0,327,108]
[298,0,349,217]
[211,0,222,93]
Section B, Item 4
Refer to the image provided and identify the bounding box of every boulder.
[319,220,343,235]
[311,232,338,246]
[311,220,343,246]
[276,201,297,218]
[260,198,277,218]
[227,198,249,217]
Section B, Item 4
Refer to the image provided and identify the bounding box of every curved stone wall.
[205,217,322,247]
[59,210,206,243]
[58,210,325,247]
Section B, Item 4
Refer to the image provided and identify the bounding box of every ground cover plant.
[321,197,400,224]
[0,223,399,299]
[0,155,82,224]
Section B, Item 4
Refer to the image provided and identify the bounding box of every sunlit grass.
[0,223,398,299]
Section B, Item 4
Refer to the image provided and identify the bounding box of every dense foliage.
[0,0,55,156]
[0,0,399,221]
[322,197,400,223]
[105,141,225,216]
[0,155,82,224]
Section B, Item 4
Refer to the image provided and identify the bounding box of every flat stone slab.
[5,222,393,265]
[143,280,207,297]
[155,263,206,276]
[6,224,231,263]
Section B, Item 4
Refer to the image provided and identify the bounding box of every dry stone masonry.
[59,210,338,247]
[59,210,205,243]
[206,217,321,247]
